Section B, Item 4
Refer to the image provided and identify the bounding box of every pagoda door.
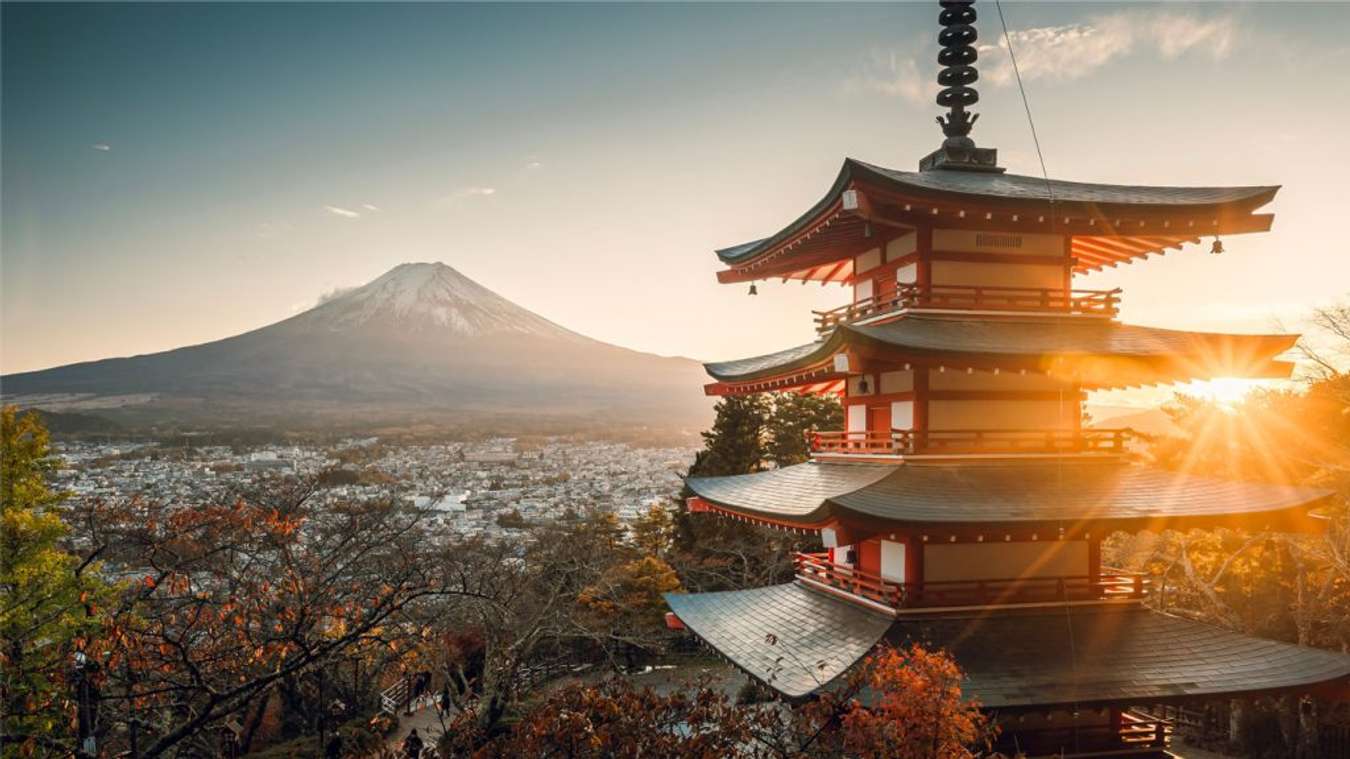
[875,272,897,307]
[879,540,906,583]
[867,405,891,434]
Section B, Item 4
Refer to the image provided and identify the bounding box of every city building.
[664,2,1350,756]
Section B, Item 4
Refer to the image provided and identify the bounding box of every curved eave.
[716,158,1279,282]
[686,461,1334,535]
[702,318,1298,392]
[886,606,1350,710]
[665,588,1350,705]
[664,583,893,699]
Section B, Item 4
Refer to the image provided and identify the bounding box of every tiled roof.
[686,462,892,521]
[686,460,1332,531]
[666,585,1350,707]
[663,583,893,698]
[887,605,1350,709]
[716,158,1277,265]
[704,316,1296,385]
[858,160,1277,209]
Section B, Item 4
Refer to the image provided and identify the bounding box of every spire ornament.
[920,0,1003,172]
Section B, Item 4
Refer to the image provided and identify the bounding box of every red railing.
[794,552,1148,610]
[808,428,1130,457]
[813,283,1120,334]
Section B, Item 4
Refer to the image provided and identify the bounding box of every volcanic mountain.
[1,263,712,430]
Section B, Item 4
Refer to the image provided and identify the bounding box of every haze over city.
[5,1,1350,408]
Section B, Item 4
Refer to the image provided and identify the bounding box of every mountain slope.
[2,263,711,428]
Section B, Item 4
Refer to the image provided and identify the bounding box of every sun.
[1185,378,1263,410]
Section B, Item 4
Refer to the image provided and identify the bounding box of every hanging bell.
[1210,237,1224,255]
[858,375,870,394]
[748,282,758,296]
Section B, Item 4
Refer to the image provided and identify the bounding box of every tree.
[63,486,454,757]
[1113,299,1350,758]
[764,393,843,468]
[445,642,991,759]
[688,395,770,478]
[675,393,828,593]
[1,406,111,756]
[837,644,993,759]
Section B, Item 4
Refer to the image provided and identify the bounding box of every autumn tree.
[60,484,456,757]
[444,642,991,759]
[1,406,112,756]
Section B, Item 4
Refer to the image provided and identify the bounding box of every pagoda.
[664,3,1350,756]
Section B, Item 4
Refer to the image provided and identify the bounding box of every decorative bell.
[1210,237,1224,255]
[748,283,758,296]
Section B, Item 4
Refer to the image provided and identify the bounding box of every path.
[386,697,449,756]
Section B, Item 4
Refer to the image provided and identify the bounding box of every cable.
[996,3,1084,746]
[994,0,1055,209]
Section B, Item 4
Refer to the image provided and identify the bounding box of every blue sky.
[4,2,1350,399]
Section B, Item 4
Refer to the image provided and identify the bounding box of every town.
[51,437,697,538]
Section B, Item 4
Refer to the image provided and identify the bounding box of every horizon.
[5,2,1350,410]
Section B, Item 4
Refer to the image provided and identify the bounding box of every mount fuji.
[1,263,711,430]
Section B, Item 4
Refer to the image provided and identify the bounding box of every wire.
[997,2,1082,742]
[994,0,1055,209]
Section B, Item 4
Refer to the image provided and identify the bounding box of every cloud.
[978,11,1237,85]
[324,205,361,218]
[91,143,112,151]
[524,160,543,170]
[845,47,939,107]
[441,186,497,204]
[361,203,381,212]
[316,285,356,306]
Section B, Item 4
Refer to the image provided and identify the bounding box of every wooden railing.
[995,715,1170,757]
[794,552,1148,610]
[808,428,1131,457]
[813,283,1121,334]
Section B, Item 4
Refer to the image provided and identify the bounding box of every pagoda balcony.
[793,552,1149,611]
[813,283,1121,335]
[808,428,1131,459]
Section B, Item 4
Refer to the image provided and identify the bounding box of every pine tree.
[764,392,843,467]
[687,394,770,477]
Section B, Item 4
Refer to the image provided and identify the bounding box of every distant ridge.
[1,263,712,430]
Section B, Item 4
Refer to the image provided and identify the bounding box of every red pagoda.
[664,2,1350,756]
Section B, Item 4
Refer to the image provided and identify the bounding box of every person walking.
[401,728,424,759]
[437,683,451,717]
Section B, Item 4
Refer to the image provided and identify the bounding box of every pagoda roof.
[664,583,893,698]
[666,583,1350,705]
[685,460,1331,534]
[715,159,1278,282]
[703,315,1296,391]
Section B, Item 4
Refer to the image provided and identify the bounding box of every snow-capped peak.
[300,262,583,339]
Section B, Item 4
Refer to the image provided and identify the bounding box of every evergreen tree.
[687,395,770,477]
[764,393,844,467]
[2,406,109,755]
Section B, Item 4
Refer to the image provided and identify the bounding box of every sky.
[4,2,1350,406]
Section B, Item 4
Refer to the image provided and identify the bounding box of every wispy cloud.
[91,143,112,152]
[441,186,497,204]
[524,160,543,170]
[316,285,356,306]
[361,203,381,212]
[844,47,938,107]
[324,205,361,219]
[978,11,1237,85]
